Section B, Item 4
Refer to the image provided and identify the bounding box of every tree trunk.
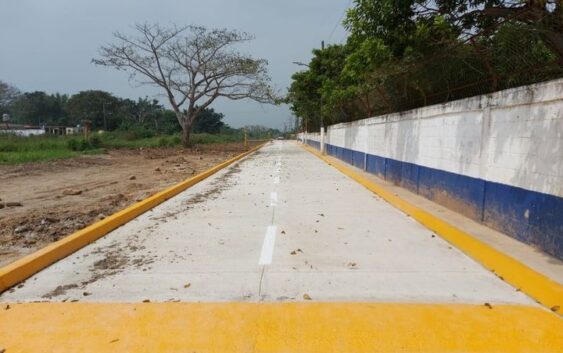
[181,124,191,148]
[181,119,194,148]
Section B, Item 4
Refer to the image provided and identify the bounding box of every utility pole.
[320,40,326,155]
[292,40,326,152]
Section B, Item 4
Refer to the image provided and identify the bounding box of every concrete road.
[0,141,534,305]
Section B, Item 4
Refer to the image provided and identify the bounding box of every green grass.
[0,132,245,165]
[0,149,103,164]
[0,134,99,164]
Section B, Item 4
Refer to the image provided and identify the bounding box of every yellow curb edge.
[301,143,562,314]
[0,142,268,293]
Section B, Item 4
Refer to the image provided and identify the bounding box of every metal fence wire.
[316,9,563,130]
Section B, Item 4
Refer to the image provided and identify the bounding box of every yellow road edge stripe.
[301,144,563,314]
[0,143,268,293]
[0,303,561,352]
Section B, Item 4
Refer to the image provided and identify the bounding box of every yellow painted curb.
[1,303,561,352]
[302,144,563,314]
[0,142,268,293]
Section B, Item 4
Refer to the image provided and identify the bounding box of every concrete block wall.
[299,79,563,259]
[302,132,321,150]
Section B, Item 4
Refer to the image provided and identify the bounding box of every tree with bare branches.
[93,23,277,147]
[0,81,20,112]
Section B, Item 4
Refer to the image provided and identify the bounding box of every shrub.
[67,138,80,151]
[90,135,102,148]
[67,138,97,151]
[171,135,181,145]
[157,136,170,147]
[79,139,91,151]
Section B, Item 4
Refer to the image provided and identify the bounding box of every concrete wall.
[299,79,563,259]
[301,132,321,150]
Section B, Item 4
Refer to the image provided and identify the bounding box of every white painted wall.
[306,132,320,142]
[0,129,46,137]
[299,78,563,197]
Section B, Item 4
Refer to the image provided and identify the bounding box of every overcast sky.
[0,0,350,130]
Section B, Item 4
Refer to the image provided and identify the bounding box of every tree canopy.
[0,84,233,137]
[0,81,20,113]
[192,107,225,134]
[93,23,278,147]
[288,0,563,131]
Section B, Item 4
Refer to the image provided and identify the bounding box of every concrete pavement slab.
[0,141,536,305]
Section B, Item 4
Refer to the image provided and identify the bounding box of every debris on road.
[347,262,358,269]
[63,189,82,196]
[0,143,254,267]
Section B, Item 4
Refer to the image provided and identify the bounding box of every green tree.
[344,1,562,59]
[0,81,20,114]
[154,110,182,135]
[288,0,562,131]
[192,108,225,134]
[117,97,163,130]
[287,69,322,131]
[65,90,120,130]
[10,91,68,125]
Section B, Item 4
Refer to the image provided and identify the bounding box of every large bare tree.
[93,23,277,146]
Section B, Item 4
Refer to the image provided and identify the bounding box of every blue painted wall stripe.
[305,139,320,150]
[322,143,563,260]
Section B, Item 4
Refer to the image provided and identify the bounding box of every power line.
[338,31,349,44]
[327,0,353,43]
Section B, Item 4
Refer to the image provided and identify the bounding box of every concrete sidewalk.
[0,141,535,305]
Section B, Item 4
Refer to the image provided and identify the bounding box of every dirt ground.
[0,142,257,267]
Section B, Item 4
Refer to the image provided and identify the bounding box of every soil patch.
[0,142,258,266]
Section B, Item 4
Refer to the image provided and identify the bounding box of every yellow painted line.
[0,143,267,293]
[302,144,563,314]
[0,303,561,352]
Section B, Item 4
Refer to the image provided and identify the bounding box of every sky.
[0,0,351,130]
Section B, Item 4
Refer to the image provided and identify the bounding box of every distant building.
[0,124,81,137]
[44,126,66,135]
[0,124,45,136]
[65,127,79,135]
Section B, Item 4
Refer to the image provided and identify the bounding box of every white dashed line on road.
[270,191,278,206]
[259,225,277,265]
